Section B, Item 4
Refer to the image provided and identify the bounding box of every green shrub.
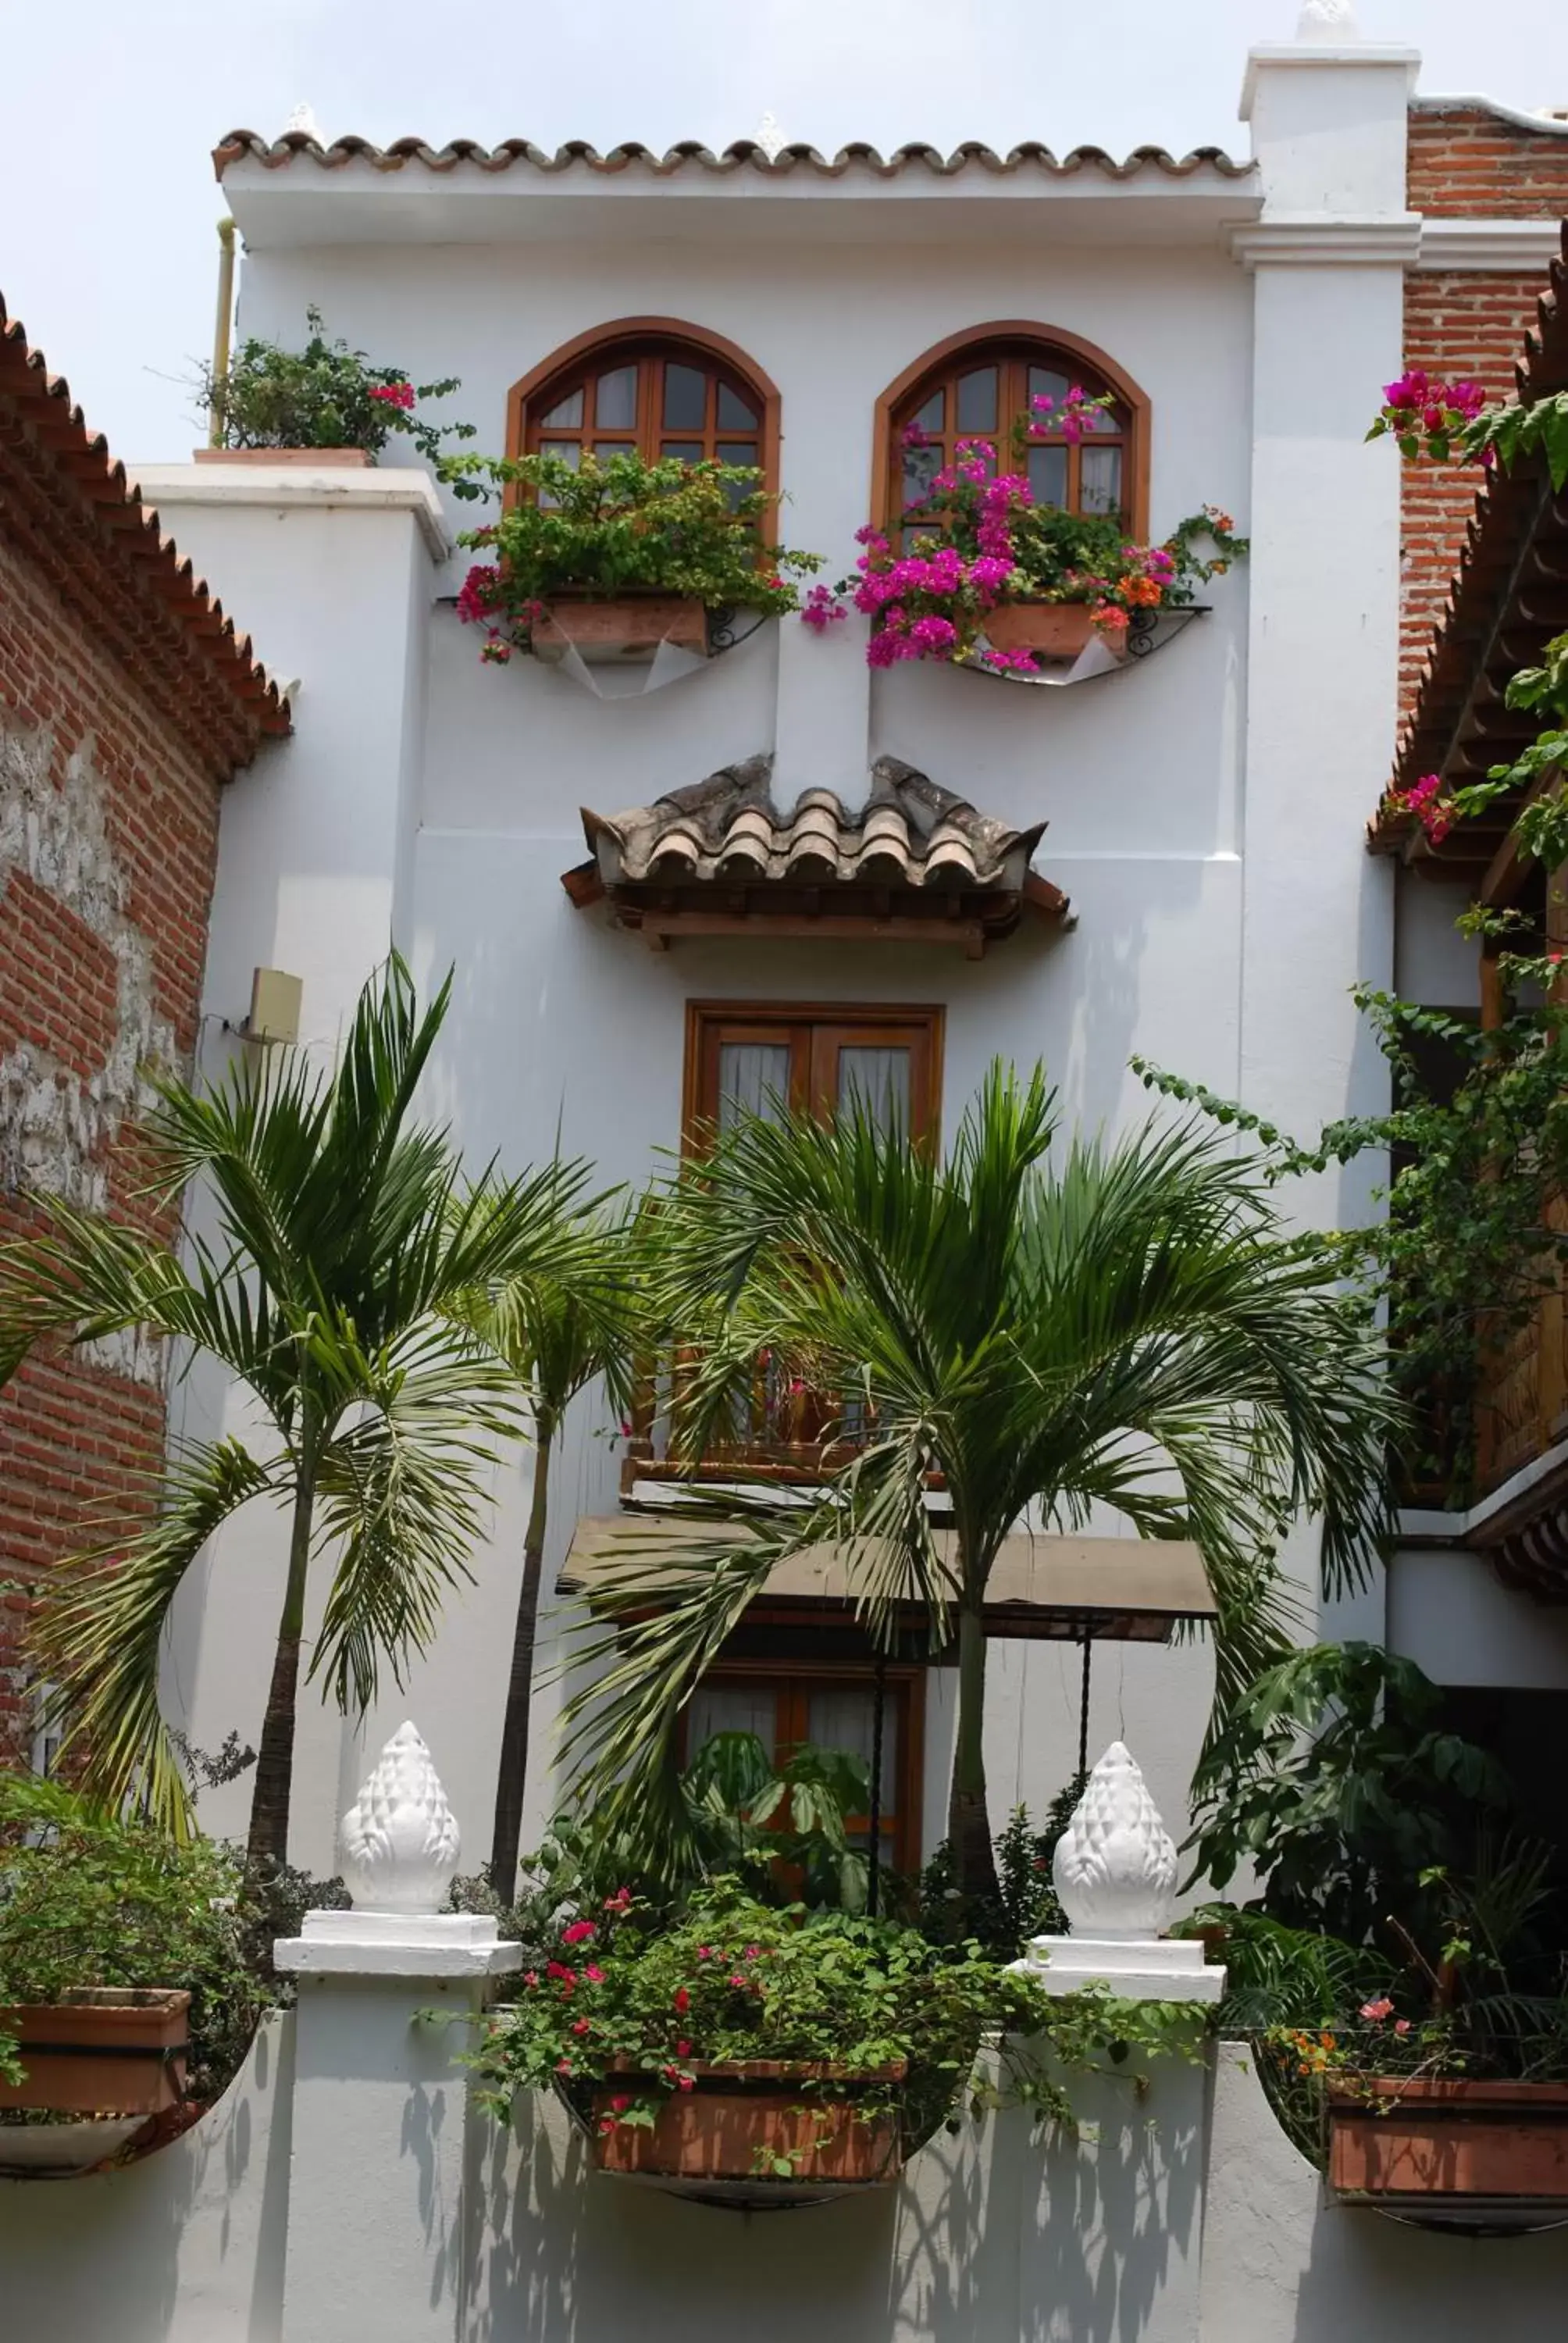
[200,305,473,462]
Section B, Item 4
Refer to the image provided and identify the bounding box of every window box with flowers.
[461,1880,1184,2208]
[444,449,822,669]
[810,387,1245,679]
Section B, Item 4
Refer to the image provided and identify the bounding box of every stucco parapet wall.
[275,1910,524,1980]
[1230,216,1422,267]
[128,462,451,562]
[1416,218,1568,271]
[1239,44,1421,121]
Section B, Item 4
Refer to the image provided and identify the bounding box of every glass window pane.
[1028,366,1071,416]
[914,389,945,433]
[539,386,584,430]
[689,1682,778,1757]
[718,443,758,509]
[718,1043,793,1129]
[593,440,633,462]
[661,440,705,467]
[664,362,709,430]
[956,366,999,433]
[806,1686,897,1810]
[1080,444,1124,515]
[903,443,943,509]
[717,381,758,430]
[536,438,581,506]
[837,1047,910,1136]
[593,366,637,429]
[1027,444,1068,508]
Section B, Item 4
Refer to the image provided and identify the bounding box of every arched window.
[872,322,1150,544]
[505,317,780,497]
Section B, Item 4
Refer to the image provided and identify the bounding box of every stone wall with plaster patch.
[0,529,223,1759]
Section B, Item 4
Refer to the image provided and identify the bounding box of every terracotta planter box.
[982,604,1127,662]
[1327,2077,1568,2215]
[590,2059,904,2191]
[193,447,372,466]
[531,594,710,667]
[0,1988,190,2117]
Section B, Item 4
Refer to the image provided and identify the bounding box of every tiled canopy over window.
[876,324,1150,543]
[508,318,780,495]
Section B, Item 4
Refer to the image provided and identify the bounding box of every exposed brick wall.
[1401,109,1568,710]
[0,525,224,1762]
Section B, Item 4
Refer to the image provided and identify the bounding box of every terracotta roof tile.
[0,294,289,782]
[1373,223,1568,868]
[566,754,1067,954]
[214,129,1253,185]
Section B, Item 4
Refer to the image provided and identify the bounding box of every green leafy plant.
[461,1876,1196,2153]
[442,448,822,660]
[560,1065,1398,1900]
[0,958,596,1864]
[199,306,474,462]
[681,1731,875,1912]
[1187,1642,1507,1949]
[0,1774,271,2104]
[920,1785,1085,1958]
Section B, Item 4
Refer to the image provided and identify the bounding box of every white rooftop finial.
[285,100,325,142]
[756,112,787,162]
[338,1722,460,1915]
[1052,1741,1178,1940]
[1295,0,1360,38]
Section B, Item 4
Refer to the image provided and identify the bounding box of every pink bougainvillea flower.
[555,2059,573,2075]
[572,2017,592,2037]
[673,1986,690,2013]
[523,1970,539,1989]
[677,2075,696,2093]
[676,2040,692,2057]
[583,1964,605,1984]
[1394,2019,1412,2036]
[611,2093,633,2112]
[1360,1998,1395,2022]
[561,1920,597,1945]
[369,380,416,410]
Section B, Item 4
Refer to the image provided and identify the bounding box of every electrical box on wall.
[248,967,303,1046]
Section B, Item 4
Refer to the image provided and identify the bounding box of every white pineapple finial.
[1295,0,1360,39]
[338,1722,460,1915]
[756,112,787,162]
[1052,1741,1178,1941]
[285,100,325,142]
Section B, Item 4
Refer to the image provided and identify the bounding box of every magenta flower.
[369,380,416,410]
[561,1920,597,1945]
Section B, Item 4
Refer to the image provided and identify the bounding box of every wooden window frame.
[680,1000,946,1157]
[680,1656,927,1874]
[505,316,782,503]
[870,319,1151,544]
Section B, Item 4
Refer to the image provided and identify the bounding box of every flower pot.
[1327,2077,1568,2220]
[981,604,1127,662]
[590,2059,905,2195]
[0,2116,147,2177]
[192,448,373,466]
[0,1989,190,2117]
[531,594,710,667]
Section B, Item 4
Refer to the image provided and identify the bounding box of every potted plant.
[462,1871,1193,2205]
[196,305,474,468]
[0,1774,269,2176]
[836,387,1245,675]
[442,448,821,667]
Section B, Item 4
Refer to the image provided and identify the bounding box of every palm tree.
[455,1201,641,1896]
[0,958,590,1867]
[561,1065,1398,1898]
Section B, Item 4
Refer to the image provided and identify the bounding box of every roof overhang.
[562,753,1069,957]
[214,137,1261,255]
[558,1514,1217,1645]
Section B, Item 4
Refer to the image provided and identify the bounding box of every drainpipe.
[208,217,237,447]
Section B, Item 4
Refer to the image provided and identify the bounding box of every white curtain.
[687,1682,778,1756]
[837,1047,911,1136]
[806,1686,898,1813]
[718,1043,793,1130]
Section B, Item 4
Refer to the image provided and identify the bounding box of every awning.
[558,1514,1216,1643]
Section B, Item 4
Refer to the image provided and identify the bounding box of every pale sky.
[0,0,1560,459]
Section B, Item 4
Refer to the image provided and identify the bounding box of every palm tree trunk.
[948,1596,1000,1899]
[246,1467,315,1872]
[489,1414,554,1895]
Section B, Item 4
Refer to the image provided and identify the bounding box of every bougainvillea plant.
[441,448,822,662]
[461,1878,1203,2156]
[808,387,1246,673]
[198,308,474,464]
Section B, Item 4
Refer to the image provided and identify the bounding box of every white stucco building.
[125,14,1568,1884]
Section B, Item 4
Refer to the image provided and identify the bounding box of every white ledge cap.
[127,462,451,562]
[1012,1934,1226,2006]
[275,1908,523,1979]
[1241,45,1421,120]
